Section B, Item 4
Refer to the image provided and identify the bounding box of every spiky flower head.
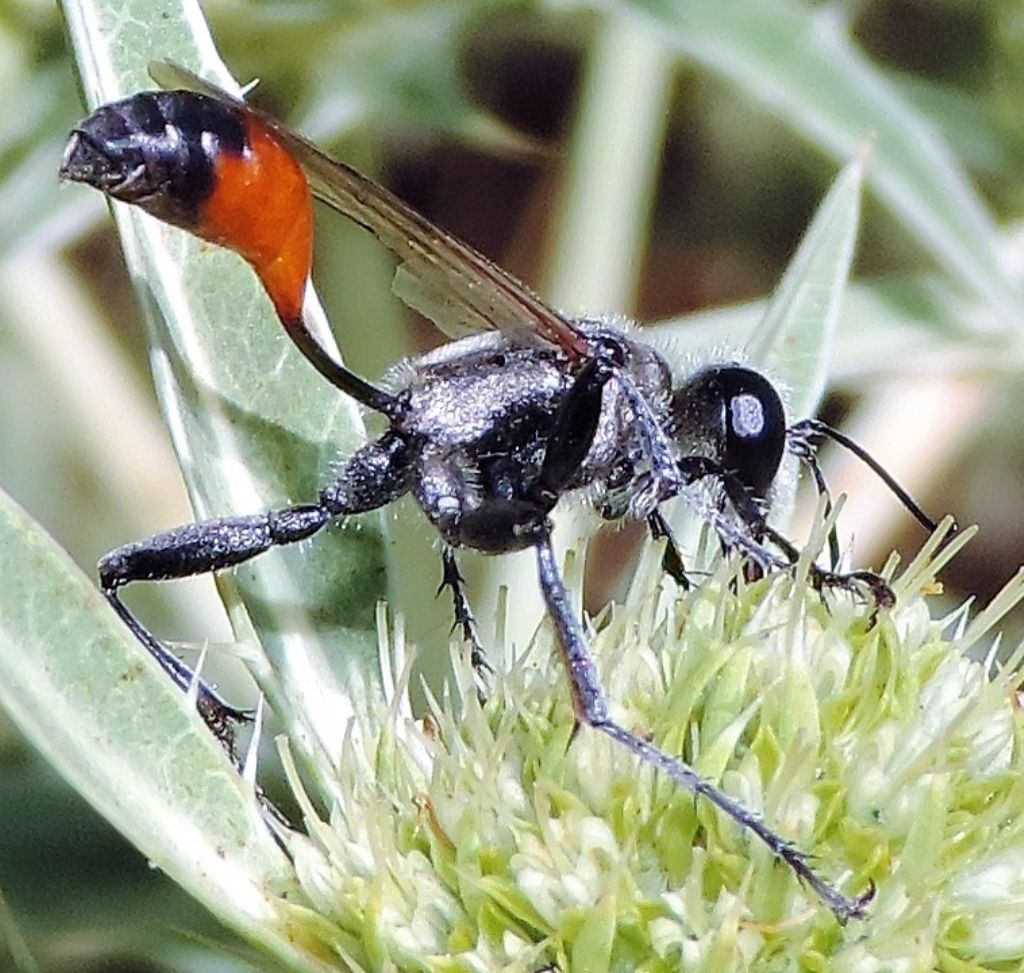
[265,524,1024,972]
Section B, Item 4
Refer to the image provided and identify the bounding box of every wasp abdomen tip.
[64,89,313,326]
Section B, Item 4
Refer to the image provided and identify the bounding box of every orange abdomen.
[201,117,313,327]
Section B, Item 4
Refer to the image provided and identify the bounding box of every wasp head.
[671,364,788,502]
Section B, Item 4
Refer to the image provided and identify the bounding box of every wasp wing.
[150,62,589,358]
[390,262,493,340]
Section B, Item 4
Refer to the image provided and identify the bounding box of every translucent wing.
[150,62,589,359]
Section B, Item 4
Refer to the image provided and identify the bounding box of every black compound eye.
[713,366,786,500]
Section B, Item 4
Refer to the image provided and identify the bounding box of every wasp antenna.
[788,418,943,534]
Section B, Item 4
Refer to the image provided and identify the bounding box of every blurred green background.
[1,0,1022,969]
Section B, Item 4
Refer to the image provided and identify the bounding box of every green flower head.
[270,525,1024,972]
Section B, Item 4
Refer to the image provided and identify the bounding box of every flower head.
[268,528,1024,971]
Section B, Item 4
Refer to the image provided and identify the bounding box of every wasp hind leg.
[99,501,339,754]
[99,432,415,755]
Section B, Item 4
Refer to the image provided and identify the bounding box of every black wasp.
[60,62,940,923]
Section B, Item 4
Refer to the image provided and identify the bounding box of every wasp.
[60,64,939,923]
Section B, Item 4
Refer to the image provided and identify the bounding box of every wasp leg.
[99,432,415,754]
[100,504,332,752]
[533,527,871,924]
[787,433,841,569]
[675,454,894,609]
[759,522,896,610]
[647,511,689,589]
[534,353,614,502]
[438,548,492,676]
[715,465,894,607]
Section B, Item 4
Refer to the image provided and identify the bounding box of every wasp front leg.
[675,453,895,608]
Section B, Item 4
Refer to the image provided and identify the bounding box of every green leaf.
[648,152,864,423]
[59,0,390,777]
[745,145,865,419]
[613,0,1023,326]
[0,488,330,971]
